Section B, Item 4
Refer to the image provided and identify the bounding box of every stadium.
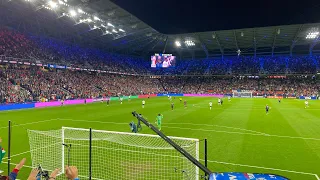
[0,0,319,179]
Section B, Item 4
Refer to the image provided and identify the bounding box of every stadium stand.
[0,28,319,104]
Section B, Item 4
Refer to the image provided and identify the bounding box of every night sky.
[111,0,320,34]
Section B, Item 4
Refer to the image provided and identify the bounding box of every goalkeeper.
[155,114,163,131]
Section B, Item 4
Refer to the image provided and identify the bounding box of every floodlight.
[69,10,77,17]
[48,1,57,9]
[175,41,181,47]
[87,18,92,22]
[306,32,319,39]
[78,8,83,13]
[94,16,100,21]
[119,29,125,32]
[184,40,195,46]
[112,29,118,33]
[107,23,114,27]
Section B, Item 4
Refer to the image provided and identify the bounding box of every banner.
[157,93,183,97]
[184,94,224,98]
[210,172,288,180]
[0,103,35,111]
[138,94,157,98]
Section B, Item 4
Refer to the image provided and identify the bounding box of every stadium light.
[87,18,92,22]
[119,29,125,32]
[93,16,100,21]
[175,41,181,47]
[306,32,319,39]
[112,29,118,33]
[184,40,195,46]
[78,8,83,13]
[48,1,57,9]
[107,23,114,27]
[69,9,77,17]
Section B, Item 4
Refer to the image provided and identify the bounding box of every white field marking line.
[202,159,319,177]
[315,174,320,180]
[58,118,320,141]
[2,142,61,160]
[57,118,128,125]
[166,122,269,135]
[164,126,320,141]
[3,161,33,169]
[0,118,58,129]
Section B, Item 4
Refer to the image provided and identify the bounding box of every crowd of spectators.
[1,28,320,75]
[0,64,319,104]
[0,28,319,104]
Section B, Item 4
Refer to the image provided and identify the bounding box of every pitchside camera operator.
[0,137,79,180]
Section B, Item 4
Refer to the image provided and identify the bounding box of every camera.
[38,164,50,180]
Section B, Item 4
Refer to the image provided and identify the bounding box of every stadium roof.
[1,0,320,59]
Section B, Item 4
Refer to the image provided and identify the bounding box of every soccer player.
[61,99,64,106]
[221,99,223,105]
[128,95,131,101]
[0,138,5,165]
[266,104,269,115]
[84,99,87,104]
[155,114,163,131]
[129,121,137,133]
[184,100,187,108]
[228,96,231,102]
[278,98,281,103]
[209,101,212,110]
[171,102,174,111]
[218,98,221,105]
[305,100,309,108]
[106,97,110,106]
[142,100,145,108]
[179,98,182,103]
[120,97,123,104]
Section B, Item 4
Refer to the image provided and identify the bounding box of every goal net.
[27,127,200,180]
[232,91,253,98]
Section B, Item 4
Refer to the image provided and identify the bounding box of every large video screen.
[151,54,176,68]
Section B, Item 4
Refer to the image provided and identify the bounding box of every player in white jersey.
[142,100,145,108]
[209,101,213,110]
[228,96,231,101]
[120,97,123,104]
[218,98,221,105]
[128,95,131,101]
[305,100,309,108]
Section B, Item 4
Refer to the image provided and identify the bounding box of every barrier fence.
[0,94,318,111]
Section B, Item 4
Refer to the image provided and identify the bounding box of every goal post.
[27,127,200,180]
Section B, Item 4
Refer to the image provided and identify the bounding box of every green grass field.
[0,97,320,179]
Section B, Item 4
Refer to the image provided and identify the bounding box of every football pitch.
[0,97,320,179]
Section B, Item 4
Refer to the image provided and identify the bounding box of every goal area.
[27,127,200,180]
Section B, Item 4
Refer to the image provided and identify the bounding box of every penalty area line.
[57,118,320,141]
[0,118,59,129]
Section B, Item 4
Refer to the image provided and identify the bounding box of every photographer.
[0,158,26,180]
